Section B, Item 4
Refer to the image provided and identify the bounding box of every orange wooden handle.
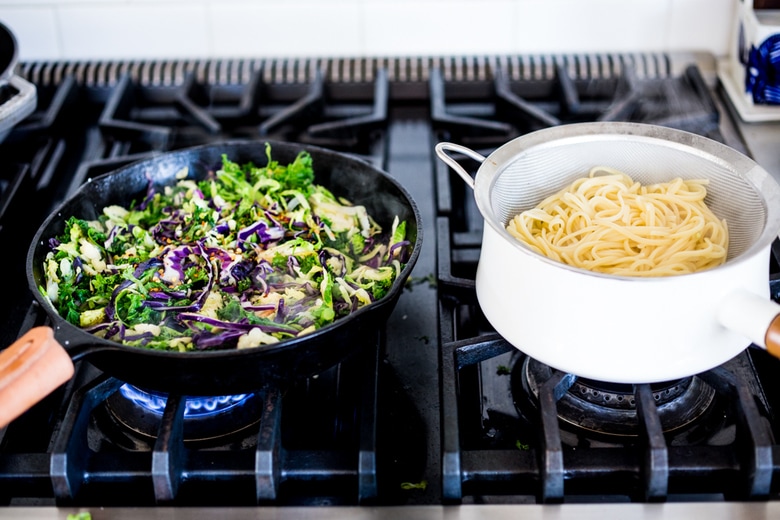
[0,326,74,429]
[764,315,780,360]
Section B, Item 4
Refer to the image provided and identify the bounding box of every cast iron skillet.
[22,140,422,396]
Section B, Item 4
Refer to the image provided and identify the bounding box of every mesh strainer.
[437,122,780,267]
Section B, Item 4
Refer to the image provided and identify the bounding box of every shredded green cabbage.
[40,144,410,352]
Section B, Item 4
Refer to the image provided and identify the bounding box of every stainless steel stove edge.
[1,503,777,520]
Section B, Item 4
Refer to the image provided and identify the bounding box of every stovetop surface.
[1,52,779,513]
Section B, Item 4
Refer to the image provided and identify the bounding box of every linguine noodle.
[505,166,729,277]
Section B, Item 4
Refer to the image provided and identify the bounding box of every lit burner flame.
[118,384,251,418]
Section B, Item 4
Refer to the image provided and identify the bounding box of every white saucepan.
[436,122,780,383]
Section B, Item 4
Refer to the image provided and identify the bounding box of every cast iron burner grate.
[516,357,720,440]
[0,58,411,507]
[430,63,721,149]
[437,228,779,503]
[0,323,382,506]
[434,62,779,503]
[2,52,780,509]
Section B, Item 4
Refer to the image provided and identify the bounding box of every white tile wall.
[210,1,362,58]
[0,0,739,62]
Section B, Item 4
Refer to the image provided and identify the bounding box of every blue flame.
[118,384,251,418]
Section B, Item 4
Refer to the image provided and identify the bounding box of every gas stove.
[0,52,779,518]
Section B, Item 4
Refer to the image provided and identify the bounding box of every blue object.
[746,33,780,104]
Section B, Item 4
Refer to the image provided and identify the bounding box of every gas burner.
[515,357,717,439]
[104,384,262,445]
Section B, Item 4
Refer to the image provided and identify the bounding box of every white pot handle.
[717,288,780,358]
[434,142,486,190]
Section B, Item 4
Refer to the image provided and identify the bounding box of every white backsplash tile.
[57,4,210,59]
[0,0,738,61]
[668,0,738,54]
[0,6,59,59]
[511,0,672,54]
[210,1,362,58]
[363,1,516,55]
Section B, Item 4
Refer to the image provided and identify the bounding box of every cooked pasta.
[505,166,729,276]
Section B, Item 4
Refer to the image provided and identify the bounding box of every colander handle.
[434,142,486,190]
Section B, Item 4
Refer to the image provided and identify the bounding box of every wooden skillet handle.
[0,326,74,429]
[764,315,780,359]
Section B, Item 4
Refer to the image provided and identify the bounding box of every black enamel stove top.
[0,54,778,507]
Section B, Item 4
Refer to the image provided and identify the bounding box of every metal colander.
[462,122,780,264]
